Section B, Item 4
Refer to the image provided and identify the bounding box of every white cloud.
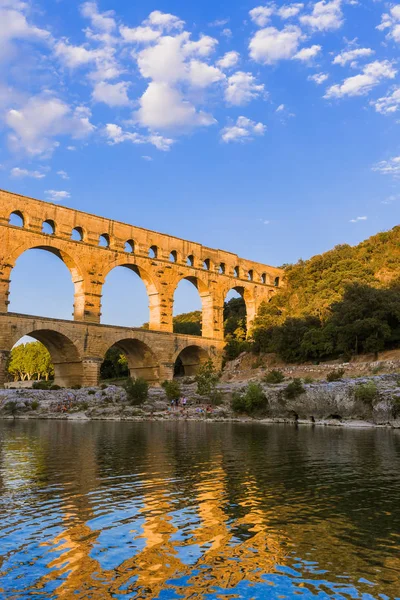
[249,6,275,27]
[92,80,130,106]
[225,71,264,106]
[104,123,174,151]
[300,0,343,32]
[67,146,76,151]
[184,34,219,57]
[57,170,69,179]
[80,2,116,33]
[142,155,153,161]
[209,18,230,27]
[188,60,224,88]
[249,25,304,64]
[54,39,98,69]
[333,47,374,68]
[278,4,304,19]
[221,116,266,143]
[308,72,329,84]
[324,60,397,99]
[217,51,239,69]
[5,95,95,156]
[120,25,160,43]
[45,190,71,202]
[54,39,121,81]
[293,44,321,62]
[11,167,46,179]
[0,2,50,62]
[372,156,400,177]
[146,10,184,32]
[135,82,216,130]
[276,104,285,112]
[373,87,400,115]
[377,5,400,44]
[221,28,232,38]
[349,216,367,223]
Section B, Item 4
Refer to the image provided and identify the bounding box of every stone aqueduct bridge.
[0,189,284,387]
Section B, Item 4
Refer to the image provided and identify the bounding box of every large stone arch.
[221,284,257,336]
[172,275,216,338]
[102,259,164,331]
[173,344,210,377]
[5,241,87,321]
[102,337,160,384]
[9,328,83,388]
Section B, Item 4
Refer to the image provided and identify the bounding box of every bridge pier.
[82,358,103,387]
[0,350,10,388]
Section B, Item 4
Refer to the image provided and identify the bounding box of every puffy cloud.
[92,81,130,106]
[45,190,71,201]
[349,216,367,223]
[54,39,100,68]
[308,72,329,84]
[0,2,50,61]
[80,2,116,33]
[377,5,400,43]
[146,10,184,32]
[249,6,276,27]
[249,25,303,64]
[225,71,264,105]
[324,60,397,99]
[333,47,374,67]
[136,35,187,83]
[293,44,321,62]
[104,123,174,151]
[188,60,224,88]
[54,40,120,80]
[221,116,266,143]
[217,51,239,69]
[183,34,218,57]
[5,95,95,156]
[11,167,46,179]
[372,156,400,177]
[372,87,400,115]
[120,25,160,43]
[300,0,343,32]
[135,82,216,131]
[278,4,304,19]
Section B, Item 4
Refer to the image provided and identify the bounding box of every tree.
[7,342,54,382]
[195,359,220,403]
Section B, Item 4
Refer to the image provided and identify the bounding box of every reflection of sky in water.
[0,422,400,599]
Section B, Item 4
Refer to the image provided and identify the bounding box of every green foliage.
[231,382,267,414]
[88,390,96,395]
[224,297,247,340]
[100,347,129,380]
[32,381,51,390]
[354,382,378,404]
[224,339,251,361]
[304,376,314,384]
[71,384,81,390]
[263,370,285,384]
[4,401,18,415]
[30,400,39,411]
[8,342,54,382]
[195,359,220,403]
[173,311,202,336]
[50,384,61,390]
[162,379,181,401]
[326,369,345,382]
[124,377,149,405]
[283,378,306,399]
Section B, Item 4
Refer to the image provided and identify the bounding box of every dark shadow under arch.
[105,338,160,384]
[174,345,209,377]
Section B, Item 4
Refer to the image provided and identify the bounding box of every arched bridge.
[0,189,284,387]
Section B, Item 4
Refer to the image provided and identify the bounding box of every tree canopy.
[8,342,54,381]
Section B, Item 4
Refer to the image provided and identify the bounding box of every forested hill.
[271,225,400,322]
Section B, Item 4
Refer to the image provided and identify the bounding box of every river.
[0,421,399,599]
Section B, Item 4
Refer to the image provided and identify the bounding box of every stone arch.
[10,329,83,388]
[173,344,209,377]
[173,275,214,338]
[104,338,160,384]
[223,285,256,336]
[9,210,24,227]
[42,219,55,235]
[102,260,162,330]
[8,242,86,321]
[71,227,84,242]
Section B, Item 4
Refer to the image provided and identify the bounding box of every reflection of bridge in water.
[0,189,284,386]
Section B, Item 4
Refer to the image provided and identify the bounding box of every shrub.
[4,400,18,415]
[71,384,82,390]
[283,378,306,399]
[224,339,251,361]
[79,401,89,411]
[304,376,314,384]
[231,382,267,414]
[32,381,50,390]
[264,370,285,384]
[50,384,61,390]
[162,380,181,402]
[251,356,264,370]
[326,369,345,382]
[124,377,149,405]
[88,390,96,395]
[392,396,400,419]
[31,400,39,411]
[354,382,378,404]
[100,384,107,390]
[195,359,220,398]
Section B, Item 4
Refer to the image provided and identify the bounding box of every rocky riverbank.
[2,373,400,428]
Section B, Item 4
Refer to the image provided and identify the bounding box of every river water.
[0,421,399,599]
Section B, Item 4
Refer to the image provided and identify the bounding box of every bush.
[4,400,18,415]
[71,384,82,390]
[30,400,39,411]
[88,390,96,395]
[50,384,61,390]
[231,382,267,414]
[79,401,89,411]
[264,370,285,384]
[124,377,149,405]
[162,380,181,402]
[283,378,306,399]
[326,369,345,382]
[32,381,51,390]
[304,376,314,384]
[195,359,220,398]
[100,384,107,390]
[354,382,378,405]
[224,339,251,361]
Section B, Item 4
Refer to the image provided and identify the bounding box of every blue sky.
[1,0,400,328]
